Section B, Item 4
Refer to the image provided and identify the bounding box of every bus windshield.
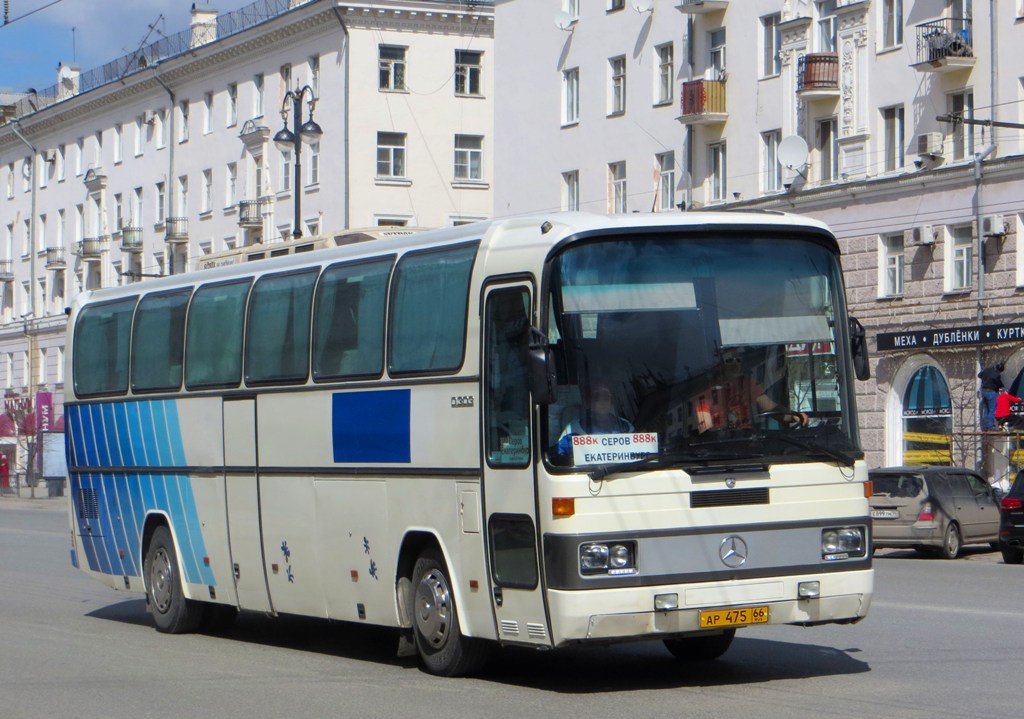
[543,231,860,471]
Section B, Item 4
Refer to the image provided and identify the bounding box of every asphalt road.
[3,498,1024,719]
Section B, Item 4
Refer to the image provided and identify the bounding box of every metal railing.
[238,199,268,227]
[120,226,144,251]
[165,217,189,242]
[45,247,66,268]
[77,237,108,258]
[797,53,839,92]
[915,18,973,63]
[0,260,12,280]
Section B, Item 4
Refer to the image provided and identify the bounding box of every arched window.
[902,366,951,465]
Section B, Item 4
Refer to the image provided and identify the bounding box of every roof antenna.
[72,26,76,62]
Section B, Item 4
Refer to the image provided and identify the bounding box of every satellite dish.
[554,11,574,31]
[778,135,809,170]
[632,0,654,12]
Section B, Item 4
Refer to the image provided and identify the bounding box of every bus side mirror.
[850,316,870,381]
[528,328,558,405]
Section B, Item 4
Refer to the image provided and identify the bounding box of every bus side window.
[73,297,138,396]
[245,269,318,385]
[131,289,190,393]
[312,257,393,380]
[184,279,252,389]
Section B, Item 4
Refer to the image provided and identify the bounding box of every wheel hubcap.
[150,547,173,614]
[414,569,452,649]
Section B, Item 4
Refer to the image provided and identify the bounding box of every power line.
[1,0,65,27]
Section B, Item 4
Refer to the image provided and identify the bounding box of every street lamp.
[273,84,323,239]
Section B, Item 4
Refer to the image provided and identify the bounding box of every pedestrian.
[978,361,1005,431]
[995,387,1022,431]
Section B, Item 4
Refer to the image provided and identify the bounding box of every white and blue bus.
[66,211,873,676]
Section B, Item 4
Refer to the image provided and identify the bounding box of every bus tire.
[145,525,204,634]
[411,548,489,677]
[664,628,736,661]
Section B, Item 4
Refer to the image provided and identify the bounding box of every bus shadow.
[87,602,869,690]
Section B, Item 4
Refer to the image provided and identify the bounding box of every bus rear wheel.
[664,629,736,661]
[411,548,488,676]
[145,525,204,634]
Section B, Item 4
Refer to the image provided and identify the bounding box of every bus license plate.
[699,606,769,629]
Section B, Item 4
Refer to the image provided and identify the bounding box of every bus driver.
[705,348,808,431]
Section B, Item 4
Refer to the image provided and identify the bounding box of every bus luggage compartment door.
[223,397,273,613]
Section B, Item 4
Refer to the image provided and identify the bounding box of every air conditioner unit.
[911,224,936,246]
[917,132,944,157]
[43,150,57,163]
[982,213,1007,236]
[143,110,156,125]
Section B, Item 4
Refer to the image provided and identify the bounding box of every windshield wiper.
[758,432,861,467]
[587,448,762,482]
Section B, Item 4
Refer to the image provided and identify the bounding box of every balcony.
[238,198,268,228]
[797,53,839,99]
[165,217,188,244]
[120,226,144,253]
[0,260,12,282]
[45,247,66,270]
[675,0,728,13]
[677,79,727,125]
[77,236,109,260]
[913,18,975,73]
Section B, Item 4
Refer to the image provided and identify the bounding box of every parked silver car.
[869,466,1000,559]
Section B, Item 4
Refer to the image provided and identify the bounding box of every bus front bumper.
[546,569,873,646]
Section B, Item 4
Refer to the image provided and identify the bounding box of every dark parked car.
[869,466,1000,559]
[998,471,1024,563]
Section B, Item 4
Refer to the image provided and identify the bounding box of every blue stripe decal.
[68,399,215,586]
[332,389,411,463]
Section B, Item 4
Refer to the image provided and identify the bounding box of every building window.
[817,117,839,183]
[949,90,975,160]
[883,105,905,172]
[609,161,627,214]
[56,144,65,181]
[132,188,143,227]
[5,164,12,198]
[657,152,675,211]
[227,82,238,127]
[155,182,166,225]
[178,100,189,143]
[948,224,972,291]
[203,92,213,134]
[113,194,123,231]
[880,233,904,297]
[155,110,166,149]
[883,0,904,47]
[134,118,144,157]
[253,73,264,118]
[379,46,407,91]
[762,14,782,77]
[94,130,102,167]
[307,142,320,186]
[75,137,84,175]
[562,68,580,125]
[177,175,189,216]
[377,132,407,178]
[708,142,727,202]
[226,162,237,207]
[455,50,482,96]
[308,55,320,97]
[562,170,579,211]
[201,170,212,214]
[280,63,292,95]
[655,44,674,105]
[609,0,625,10]
[609,56,626,116]
[817,0,838,52]
[709,29,726,80]
[902,366,952,465]
[113,124,123,164]
[565,0,579,20]
[762,130,782,192]
[454,135,483,181]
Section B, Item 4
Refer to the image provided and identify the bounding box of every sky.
[0,0,255,95]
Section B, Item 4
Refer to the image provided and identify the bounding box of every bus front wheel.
[664,628,736,661]
[411,548,488,676]
[145,525,204,634]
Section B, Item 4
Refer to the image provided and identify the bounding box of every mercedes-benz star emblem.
[719,536,748,568]
[725,477,737,488]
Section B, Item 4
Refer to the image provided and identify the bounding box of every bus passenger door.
[481,283,551,647]
[223,397,273,613]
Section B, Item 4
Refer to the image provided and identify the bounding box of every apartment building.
[495,0,1024,478]
[0,0,494,490]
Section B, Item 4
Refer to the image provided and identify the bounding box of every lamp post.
[273,84,323,239]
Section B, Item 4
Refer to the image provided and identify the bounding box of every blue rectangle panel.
[332,389,411,463]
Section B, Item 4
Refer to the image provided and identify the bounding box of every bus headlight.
[580,541,637,575]
[822,526,866,560]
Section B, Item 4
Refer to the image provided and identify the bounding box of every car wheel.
[411,548,489,676]
[145,525,204,633]
[940,523,962,559]
[1000,545,1024,564]
[664,629,736,661]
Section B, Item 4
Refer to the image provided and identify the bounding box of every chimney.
[190,4,218,48]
